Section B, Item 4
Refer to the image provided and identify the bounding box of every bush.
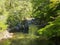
[38,16,60,38]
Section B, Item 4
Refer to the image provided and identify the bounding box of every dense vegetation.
[0,0,60,45]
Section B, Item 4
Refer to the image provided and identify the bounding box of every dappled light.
[0,0,60,45]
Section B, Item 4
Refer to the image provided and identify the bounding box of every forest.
[0,0,60,45]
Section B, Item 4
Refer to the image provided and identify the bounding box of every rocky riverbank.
[0,30,13,40]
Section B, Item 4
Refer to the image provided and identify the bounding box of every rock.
[0,30,13,40]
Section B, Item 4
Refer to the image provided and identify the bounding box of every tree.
[32,0,60,28]
[6,0,32,32]
[0,0,32,32]
[0,0,8,31]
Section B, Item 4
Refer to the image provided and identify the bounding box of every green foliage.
[0,39,11,45]
[6,0,32,28]
[0,0,32,31]
[29,24,38,35]
[32,0,60,25]
[0,33,49,45]
[38,16,60,38]
[0,0,8,31]
[0,0,60,45]
[32,0,60,39]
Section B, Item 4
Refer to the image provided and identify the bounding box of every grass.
[0,32,54,45]
[0,33,40,45]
